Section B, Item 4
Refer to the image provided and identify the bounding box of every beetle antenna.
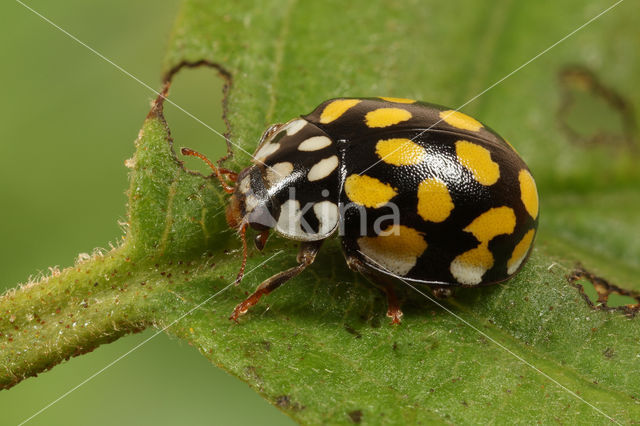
[181,147,238,194]
[234,222,249,286]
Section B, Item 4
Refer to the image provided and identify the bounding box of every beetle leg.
[382,285,403,325]
[431,286,453,299]
[345,256,404,325]
[233,222,249,286]
[230,240,323,321]
[181,147,237,193]
[217,168,238,182]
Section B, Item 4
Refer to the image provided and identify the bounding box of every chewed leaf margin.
[568,266,640,315]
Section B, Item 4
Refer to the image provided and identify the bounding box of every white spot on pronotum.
[245,194,260,211]
[239,176,251,194]
[285,119,307,135]
[298,136,332,151]
[275,199,336,240]
[313,201,339,236]
[307,155,339,181]
[265,162,294,185]
[254,142,280,162]
[276,199,306,238]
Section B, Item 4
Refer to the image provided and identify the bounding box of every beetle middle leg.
[431,286,453,299]
[230,240,323,321]
[345,256,404,325]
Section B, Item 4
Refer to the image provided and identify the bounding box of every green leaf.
[2,0,640,424]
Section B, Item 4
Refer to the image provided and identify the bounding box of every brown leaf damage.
[147,59,235,175]
[557,65,638,152]
[568,267,640,316]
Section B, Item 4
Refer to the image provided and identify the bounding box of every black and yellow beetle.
[182,97,539,324]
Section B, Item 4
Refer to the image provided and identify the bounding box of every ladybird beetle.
[182,97,539,324]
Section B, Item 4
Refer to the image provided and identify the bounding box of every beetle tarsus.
[384,285,404,325]
[229,292,263,321]
[387,309,403,325]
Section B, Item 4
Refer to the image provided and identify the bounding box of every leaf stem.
[0,244,151,389]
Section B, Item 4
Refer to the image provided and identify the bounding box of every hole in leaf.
[607,293,639,308]
[568,267,640,315]
[148,60,232,176]
[163,66,229,175]
[574,277,599,305]
[557,65,638,152]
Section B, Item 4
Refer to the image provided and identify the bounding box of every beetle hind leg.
[230,240,323,321]
[431,286,453,299]
[382,284,403,325]
[345,255,404,325]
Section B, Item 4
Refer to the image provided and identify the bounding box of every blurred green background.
[1,1,290,424]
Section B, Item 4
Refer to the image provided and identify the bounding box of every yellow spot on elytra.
[319,99,361,124]
[358,225,427,276]
[375,138,426,166]
[464,206,516,242]
[456,140,500,186]
[507,229,535,274]
[417,178,454,222]
[365,108,412,128]
[379,97,416,104]
[345,174,397,208]
[452,246,494,276]
[450,206,516,285]
[439,110,483,131]
[518,169,539,219]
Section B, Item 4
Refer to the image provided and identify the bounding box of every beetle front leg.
[230,240,323,321]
